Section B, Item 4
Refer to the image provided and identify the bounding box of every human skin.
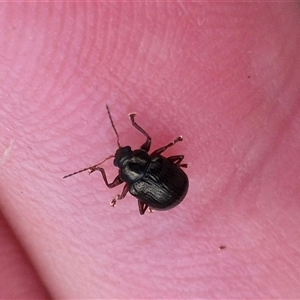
[1,2,300,299]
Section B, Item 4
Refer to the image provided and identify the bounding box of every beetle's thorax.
[114,146,151,183]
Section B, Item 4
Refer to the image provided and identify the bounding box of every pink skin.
[1,2,300,299]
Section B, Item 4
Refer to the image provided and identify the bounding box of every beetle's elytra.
[63,105,189,215]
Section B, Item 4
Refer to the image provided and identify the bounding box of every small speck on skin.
[2,139,14,165]
[219,245,226,250]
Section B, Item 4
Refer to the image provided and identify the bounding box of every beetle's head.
[114,146,133,168]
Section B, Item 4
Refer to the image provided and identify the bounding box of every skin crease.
[0,2,300,299]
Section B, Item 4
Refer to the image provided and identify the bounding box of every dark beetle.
[63,106,189,215]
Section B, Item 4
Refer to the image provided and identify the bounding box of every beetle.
[63,105,189,215]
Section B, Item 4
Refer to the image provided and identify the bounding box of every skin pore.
[1,3,300,299]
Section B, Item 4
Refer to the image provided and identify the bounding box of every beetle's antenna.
[63,155,114,179]
[106,105,121,148]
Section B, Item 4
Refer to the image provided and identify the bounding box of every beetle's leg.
[168,155,184,164]
[151,136,183,156]
[88,167,123,188]
[89,166,129,207]
[167,155,188,168]
[138,200,149,215]
[129,113,151,152]
[111,184,129,207]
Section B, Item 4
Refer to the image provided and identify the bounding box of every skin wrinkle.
[1,2,300,299]
[0,208,51,299]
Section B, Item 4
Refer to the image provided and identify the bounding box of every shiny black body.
[64,107,189,215]
[115,147,188,214]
